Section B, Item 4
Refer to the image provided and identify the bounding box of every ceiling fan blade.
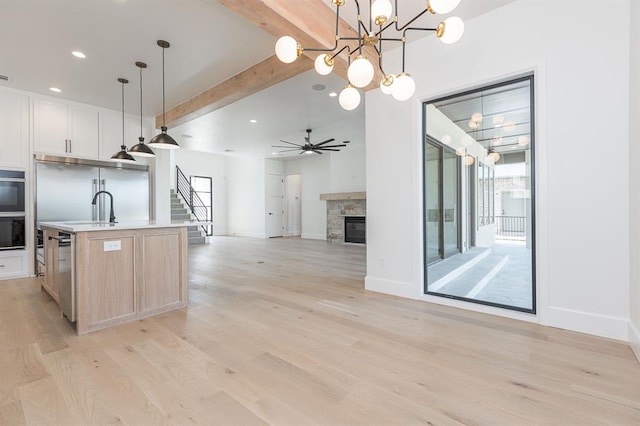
[312,150,323,154]
[279,140,303,147]
[343,140,351,144]
[271,145,302,148]
[277,148,302,152]
[317,148,341,151]
[314,138,336,147]
[316,144,347,148]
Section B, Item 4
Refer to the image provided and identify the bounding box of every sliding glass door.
[425,139,461,266]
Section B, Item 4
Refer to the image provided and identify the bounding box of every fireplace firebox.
[344,216,366,244]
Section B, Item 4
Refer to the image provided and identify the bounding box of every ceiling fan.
[272,129,349,155]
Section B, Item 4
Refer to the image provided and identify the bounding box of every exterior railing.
[495,215,526,239]
[176,166,211,235]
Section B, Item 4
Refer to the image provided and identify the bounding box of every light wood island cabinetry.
[40,222,189,335]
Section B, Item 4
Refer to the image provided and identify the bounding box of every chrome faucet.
[91,190,116,223]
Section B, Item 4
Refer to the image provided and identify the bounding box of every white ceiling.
[0,0,514,159]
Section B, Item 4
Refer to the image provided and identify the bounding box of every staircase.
[170,190,206,245]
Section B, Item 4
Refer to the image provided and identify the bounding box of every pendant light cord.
[140,65,143,138]
[162,46,166,127]
[121,81,125,147]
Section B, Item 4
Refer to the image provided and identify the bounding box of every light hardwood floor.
[1,236,639,425]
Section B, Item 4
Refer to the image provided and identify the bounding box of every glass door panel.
[425,142,441,265]
[443,149,459,257]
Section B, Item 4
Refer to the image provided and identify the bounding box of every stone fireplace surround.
[319,192,366,243]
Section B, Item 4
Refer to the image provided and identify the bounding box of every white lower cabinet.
[0,251,28,280]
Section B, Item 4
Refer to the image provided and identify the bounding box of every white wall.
[226,156,266,238]
[366,0,631,340]
[285,155,331,240]
[629,0,640,359]
[174,149,228,235]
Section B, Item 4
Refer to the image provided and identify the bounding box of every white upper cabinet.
[0,90,29,168]
[99,110,147,161]
[33,98,99,158]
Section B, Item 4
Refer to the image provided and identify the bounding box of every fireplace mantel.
[319,192,366,201]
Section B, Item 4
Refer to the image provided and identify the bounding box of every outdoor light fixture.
[110,78,137,164]
[128,61,156,157]
[148,40,180,150]
[274,0,464,110]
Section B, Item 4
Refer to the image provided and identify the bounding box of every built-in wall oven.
[0,170,26,212]
[0,170,26,251]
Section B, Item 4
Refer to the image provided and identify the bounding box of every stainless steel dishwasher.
[49,232,76,322]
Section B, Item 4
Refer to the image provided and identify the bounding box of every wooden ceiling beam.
[156,54,312,129]
[158,0,382,128]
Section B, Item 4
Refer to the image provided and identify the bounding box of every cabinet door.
[99,110,140,161]
[33,99,69,156]
[69,106,99,158]
[0,91,29,168]
[43,230,59,301]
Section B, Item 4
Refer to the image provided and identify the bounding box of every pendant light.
[128,61,155,157]
[148,40,179,150]
[110,78,136,163]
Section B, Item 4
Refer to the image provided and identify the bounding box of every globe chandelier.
[275,0,465,110]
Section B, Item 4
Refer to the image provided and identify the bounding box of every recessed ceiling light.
[250,119,257,123]
[72,51,86,59]
[49,87,62,93]
[329,92,337,97]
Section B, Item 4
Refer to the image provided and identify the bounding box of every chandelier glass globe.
[392,73,416,101]
[348,56,374,88]
[379,74,394,95]
[437,16,465,44]
[429,0,461,14]
[371,0,393,25]
[314,54,334,75]
[339,85,361,110]
[275,36,299,63]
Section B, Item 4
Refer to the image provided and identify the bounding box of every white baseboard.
[365,276,418,299]
[543,306,629,341]
[301,233,326,240]
[630,321,640,363]
[226,232,266,239]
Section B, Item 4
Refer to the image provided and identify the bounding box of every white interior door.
[285,174,302,236]
[266,173,284,238]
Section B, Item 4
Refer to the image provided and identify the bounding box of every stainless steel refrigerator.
[35,155,150,224]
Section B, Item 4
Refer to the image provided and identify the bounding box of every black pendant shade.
[110,78,136,163]
[112,145,136,163]
[148,127,179,149]
[129,137,156,156]
[129,61,156,157]
[148,40,179,150]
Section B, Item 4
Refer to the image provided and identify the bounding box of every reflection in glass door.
[425,142,441,265]
[443,148,459,257]
[425,139,461,266]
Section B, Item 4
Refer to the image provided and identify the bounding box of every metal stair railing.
[175,165,211,235]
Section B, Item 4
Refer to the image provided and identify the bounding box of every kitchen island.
[39,221,190,335]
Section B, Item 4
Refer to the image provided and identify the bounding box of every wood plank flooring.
[1,236,639,425]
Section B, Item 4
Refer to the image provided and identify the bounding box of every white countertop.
[39,220,210,233]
